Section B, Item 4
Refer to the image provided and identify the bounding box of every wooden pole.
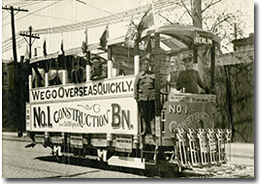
[10,7,18,63]
[192,0,202,66]
[211,41,216,90]
[2,6,28,62]
[2,6,28,137]
[154,32,162,145]
[192,0,202,29]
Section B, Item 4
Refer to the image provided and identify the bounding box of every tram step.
[142,150,156,154]
[145,161,156,166]
[108,156,145,169]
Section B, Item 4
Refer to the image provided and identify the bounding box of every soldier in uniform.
[91,56,107,80]
[134,55,155,136]
[176,56,208,94]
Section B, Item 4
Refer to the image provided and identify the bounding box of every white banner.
[29,97,138,134]
[30,76,135,103]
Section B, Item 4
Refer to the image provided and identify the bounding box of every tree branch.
[210,16,232,32]
[202,0,222,13]
[180,0,192,18]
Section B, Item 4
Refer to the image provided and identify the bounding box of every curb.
[2,137,32,142]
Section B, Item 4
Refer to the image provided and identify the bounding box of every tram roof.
[157,24,220,46]
[29,25,220,64]
[107,24,220,53]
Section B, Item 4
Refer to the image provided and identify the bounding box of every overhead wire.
[75,0,120,17]
[2,0,181,50]
[29,13,77,23]
[2,0,62,27]
[4,0,30,7]
[2,0,187,52]
[242,0,253,10]
[29,0,183,34]
[1,0,51,50]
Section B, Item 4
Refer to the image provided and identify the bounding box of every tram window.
[71,56,86,83]
[48,59,62,86]
[31,67,45,88]
[110,44,134,76]
[31,61,45,88]
[90,57,107,80]
[110,57,133,76]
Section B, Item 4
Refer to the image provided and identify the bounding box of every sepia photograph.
[1,0,254,179]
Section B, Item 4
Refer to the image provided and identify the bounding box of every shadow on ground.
[35,155,182,178]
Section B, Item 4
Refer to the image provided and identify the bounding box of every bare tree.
[177,0,251,52]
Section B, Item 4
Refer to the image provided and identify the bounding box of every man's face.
[143,60,150,71]
[170,63,175,71]
[184,61,193,69]
[93,59,100,68]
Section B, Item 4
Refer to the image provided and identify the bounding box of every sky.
[1,0,254,60]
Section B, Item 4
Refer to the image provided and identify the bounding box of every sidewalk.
[227,143,254,166]
[2,132,254,166]
[2,132,31,142]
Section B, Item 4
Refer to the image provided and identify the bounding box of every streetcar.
[25,24,231,174]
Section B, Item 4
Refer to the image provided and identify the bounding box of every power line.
[2,6,28,63]
[2,0,62,27]
[75,0,119,17]
[4,0,30,7]
[29,12,78,23]
[242,0,253,10]
[2,0,186,51]
[26,0,182,34]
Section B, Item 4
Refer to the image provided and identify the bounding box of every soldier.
[176,55,208,94]
[91,56,105,80]
[134,55,155,136]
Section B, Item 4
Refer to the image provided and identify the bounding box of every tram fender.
[108,156,145,169]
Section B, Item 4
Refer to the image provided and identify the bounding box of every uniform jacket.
[134,70,155,101]
[176,69,205,94]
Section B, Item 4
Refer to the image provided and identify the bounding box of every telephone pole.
[19,26,40,59]
[2,6,28,137]
[192,0,202,28]
[2,6,28,63]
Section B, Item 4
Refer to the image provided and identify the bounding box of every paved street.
[1,132,254,178]
[2,139,147,178]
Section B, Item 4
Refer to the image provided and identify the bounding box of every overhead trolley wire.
[2,0,62,27]
[75,0,119,17]
[26,0,183,35]
[2,0,186,51]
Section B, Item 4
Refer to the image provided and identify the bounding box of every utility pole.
[2,6,28,63]
[192,0,202,28]
[234,23,237,51]
[20,26,43,83]
[20,26,40,59]
[191,0,202,65]
[2,6,28,137]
